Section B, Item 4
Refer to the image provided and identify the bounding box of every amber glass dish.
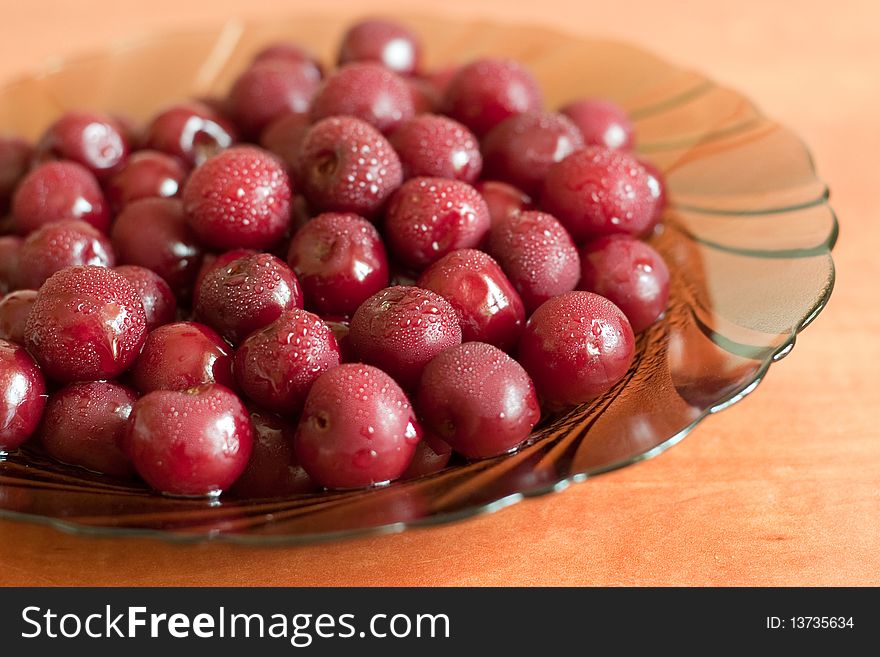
[0,14,837,544]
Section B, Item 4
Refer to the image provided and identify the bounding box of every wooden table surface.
[1,0,877,586]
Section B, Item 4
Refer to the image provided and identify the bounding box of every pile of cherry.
[0,18,669,498]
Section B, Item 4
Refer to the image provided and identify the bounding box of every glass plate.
[0,14,837,544]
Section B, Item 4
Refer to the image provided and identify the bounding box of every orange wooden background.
[0,0,877,586]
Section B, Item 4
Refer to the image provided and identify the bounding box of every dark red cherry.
[231,408,316,498]
[0,236,22,295]
[17,220,115,290]
[233,308,341,414]
[113,265,176,331]
[579,235,670,333]
[294,363,421,489]
[11,161,109,235]
[259,112,310,176]
[228,60,321,138]
[637,157,667,235]
[0,137,32,213]
[104,150,188,212]
[252,42,323,73]
[384,177,490,270]
[541,146,659,243]
[130,321,234,394]
[481,111,584,196]
[111,198,205,299]
[560,98,634,151]
[35,111,130,179]
[145,101,239,167]
[390,114,481,183]
[183,146,292,251]
[401,433,452,479]
[297,116,403,217]
[405,76,440,114]
[310,62,415,134]
[442,58,543,137]
[0,290,37,344]
[487,210,581,313]
[194,252,303,344]
[0,339,46,452]
[474,180,534,227]
[39,381,136,477]
[24,266,147,383]
[348,286,462,390]
[121,384,253,496]
[417,249,526,352]
[286,212,389,317]
[518,291,635,406]
[192,248,256,302]
[416,342,539,459]
[338,18,422,75]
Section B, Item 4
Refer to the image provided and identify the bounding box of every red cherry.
[11,161,109,235]
[518,291,635,406]
[194,252,303,344]
[233,308,341,415]
[0,137,32,214]
[34,111,130,179]
[130,321,234,394]
[0,290,37,344]
[259,112,310,177]
[113,265,177,331]
[474,180,534,228]
[286,212,389,317]
[39,381,137,477]
[416,342,539,459]
[17,220,115,290]
[348,286,462,389]
[24,266,147,383]
[560,98,634,151]
[578,235,670,333]
[0,236,21,295]
[183,146,292,251]
[417,249,526,352]
[0,339,46,452]
[338,18,422,75]
[145,101,238,167]
[294,363,421,489]
[121,384,253,496]
[390,114,482,183]
[104,150,188,212]
[252,42,323,72]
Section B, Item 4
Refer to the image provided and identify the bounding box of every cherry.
[294,363,421,489]
[541,146,659,243]
[0,290,37,344]
[104,150,187,211]
[0,236,22,295]
[34,111,130,178]
[111,198,204,299]
[231,408,315,498]
[417,249,526,352]
[11,161,109,235]
[389,114,482,183]
[442,58,542,136]
[474,180,534,227]
[24,265,147,383]
[298,117,402,217]
[481,111,584,196]
[228,60,321,138]
[17,220,115,290]
[518,291,635,406]
[560,98,634,151]
[348,285,462,389]
[259,112,310,176]
[338,18,422,75]
[233,308,341,414]
[145,101,238,167]
[310,62,415,134]
[113,265,177,331]
[405,76,439,114]
[401,433,452,479]
[39,381,136,477]
[194,252,303,344]
[416,342,539,459]
[384,177,490,270]
[192,248,256,302]
[183,146,292,251]
[121,383,253,497]
[0,339,46,452]
[578,235,670,333]
[638,157,667,235]
[286,212,389,317]
[487,210,581,313]
[130,321,234,393]
[252,42,323,73]
[0,137,32,213]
